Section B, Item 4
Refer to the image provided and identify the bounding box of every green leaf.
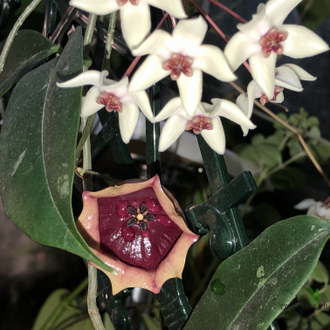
[311,261,329,283]
[309,143,330,164]
[307,286,315,294]
[32,288,93,330]
[310,312,330,330]
[270,167,306,189]
[309,126,321,138]
[264,130,286,148]
[184,216,330,330]
[273,113,287,130]
[305,116,319,129]
[0,28,113,273]
[0,30,59,97]
[235,144,260,168]
[255,144,282,168]
[251,134,265,146]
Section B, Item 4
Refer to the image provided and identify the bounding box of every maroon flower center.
[117,0,139,6]
[96,92,122,112]
[162,53,193,81]
[98,187,182,270]
[259,27,288,58]
[186,116,213,134]
[259,86,284,105]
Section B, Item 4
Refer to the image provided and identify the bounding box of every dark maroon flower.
[77,175,198,294]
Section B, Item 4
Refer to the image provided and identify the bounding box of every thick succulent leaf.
[0,28,114,273]
[0,30,59,97]
[184,216,330,330]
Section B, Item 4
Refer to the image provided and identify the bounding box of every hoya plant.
[1,0,330,329]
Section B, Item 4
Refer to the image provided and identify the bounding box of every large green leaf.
[184,216,330,330]
[0,27,114,273]
[0,30,59,97]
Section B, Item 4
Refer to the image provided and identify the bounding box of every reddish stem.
[207,0,247,24]
[188,0,251,73]
[188,0,228,41]
[122,12,170,79]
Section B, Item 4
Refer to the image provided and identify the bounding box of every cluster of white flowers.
[58,0,329,154]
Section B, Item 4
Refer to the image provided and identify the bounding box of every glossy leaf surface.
[0,28,113,273]
[184,216,330,330]
[0,30,59,97]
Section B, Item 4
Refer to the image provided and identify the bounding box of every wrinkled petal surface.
[70,0,120,14]
[121,3,151,50]
[249,51,277,99]
[129,55,169,92]
[158,115,187,152]
[201,117,226,154]
[177,69,202,117]
[282,25,330,58]
[194,45,236,82]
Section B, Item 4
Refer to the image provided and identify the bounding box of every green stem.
[104,13,117,61]
[43,277,88,330]
[82,14,105,330]
[0,0,43,74]
[76,114,96,164]
[277,131,292,152]
[266,151,307,177]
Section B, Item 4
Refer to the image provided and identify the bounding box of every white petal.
[132,30,172,57]
[132,90,154,122]
[249,52,276,99]
[81,86,104,117]
[158,115,186,152]
[224,32,260,71]
[173,16,207,49]
[272,91,284,103]
[201,117,225,154]
[120,4,151,50]
[237,4,271,36]
[194,45,236,82]
[154,97,183,122]
[275,66,302,91]
[57,70,103,88]
[69,0,119,15]
[129,55,169,92]
[146,0,187,18]
[265,0,302,26]
[282,25,330,58]
[281,63,316,81]
[103,77,129,97]
[177,70,203,117]
[294,198,317,210]
[118,103,139,143]
[209,98,256,129]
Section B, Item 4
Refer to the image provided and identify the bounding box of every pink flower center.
[96,92,122,112]
[117,0,139,6]
[162,53,193,81]
[259,27,288,58]
[186,116,213,134]
[98,188,182,270]
[259,86,284,105]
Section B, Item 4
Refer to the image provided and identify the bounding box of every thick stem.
[0,0,43,74]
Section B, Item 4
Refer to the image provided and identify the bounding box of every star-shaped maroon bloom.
[77,175,198,294]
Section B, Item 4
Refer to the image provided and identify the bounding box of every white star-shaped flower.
[224,0,329,99]
[129,16,237,116]
[154,97,256,154]
[57,70,153,144]
[69,0,187,49]
[295,199,330,219]
[236,63,316,136]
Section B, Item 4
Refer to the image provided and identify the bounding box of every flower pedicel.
[77,175,198,294]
